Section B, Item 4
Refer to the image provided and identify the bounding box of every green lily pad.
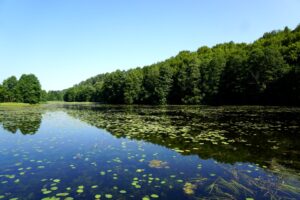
[56,193,69,197]
[50,187,58,191]
[151,194,159,198]
[105,194,113,198]
[76,189,83,193]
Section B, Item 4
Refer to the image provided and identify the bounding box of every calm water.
[0,104,300,200]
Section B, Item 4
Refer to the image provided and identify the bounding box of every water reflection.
[64,105,300,173]
[2,104,299,173]
[0,104,299,199]
[0,107,42,134]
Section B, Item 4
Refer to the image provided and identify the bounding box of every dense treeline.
[0,74,44,104]
[64,25,299,105]
[46,90,65,101]
[0,75,66,103]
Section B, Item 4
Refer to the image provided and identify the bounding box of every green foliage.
[63,25,300,105]
[218,47,249,104]
[40,90,48,102]
[140,65,160,104]
[46,90,64,101]
[247,46,288,93]
[0,74,43,104]
[2,76,19,102]
[101,70,125,104]
[123,69,143,104]
[0,85,5,102]
[17,74,42,104]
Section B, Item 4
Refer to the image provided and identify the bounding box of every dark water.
[0,104,300,200]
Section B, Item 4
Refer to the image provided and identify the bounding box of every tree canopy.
[0,74,43,104]
[63,25,300,105]
[2,25,299,106]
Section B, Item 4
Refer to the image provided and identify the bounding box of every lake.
[0,104,300,200]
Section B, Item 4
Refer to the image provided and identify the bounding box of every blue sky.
[0,0,299,91]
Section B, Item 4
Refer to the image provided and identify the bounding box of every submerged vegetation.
[64,25,300,105]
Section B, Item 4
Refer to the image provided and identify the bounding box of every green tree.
[61,25,300,106]
[93,81,104,102]
[168,51,198,104]
[77,85,95,102]
[198,49,226,103]
[157,64,173,104]
[40,90,47,102]
[219,48,249,104]
[101,70,125,104]
[2,76,19,102]
[0,84,6,102]
[17,74,42,104]
[123,69,143,104]
[141,65,160,104]
[246,46,289,101]
[285,41,300,65]
[47,90,64,101]
[170,52,202,104]
[64,88,77,102]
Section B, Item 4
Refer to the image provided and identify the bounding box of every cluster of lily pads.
[65,105,300,171]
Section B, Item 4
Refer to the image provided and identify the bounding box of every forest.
[0,74,44,104]
[63,25,300,105]
[1,25,299,105]
[0,75,65,103]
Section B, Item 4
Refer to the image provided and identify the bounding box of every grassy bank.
[0,102,95,107]
[0,102,33,107]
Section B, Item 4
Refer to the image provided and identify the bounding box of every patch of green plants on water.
[65,105,300,173]
[148,160,169,169]
[65,107,235,150]
[1,104,300,200]
[0,107,43,134]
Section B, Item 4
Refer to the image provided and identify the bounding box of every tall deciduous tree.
[246,46,289,99]
[17,74,42,104]
[101,70,125,104]
[0,85,5,102]
[123,69,143,104]
[2,76,19,102]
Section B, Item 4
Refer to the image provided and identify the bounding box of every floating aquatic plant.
[1,104,300,200]
[183,182,197,195]
[105,194,113,198]
[149,160,169,169]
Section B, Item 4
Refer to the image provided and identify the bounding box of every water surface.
[0,104,300,200]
